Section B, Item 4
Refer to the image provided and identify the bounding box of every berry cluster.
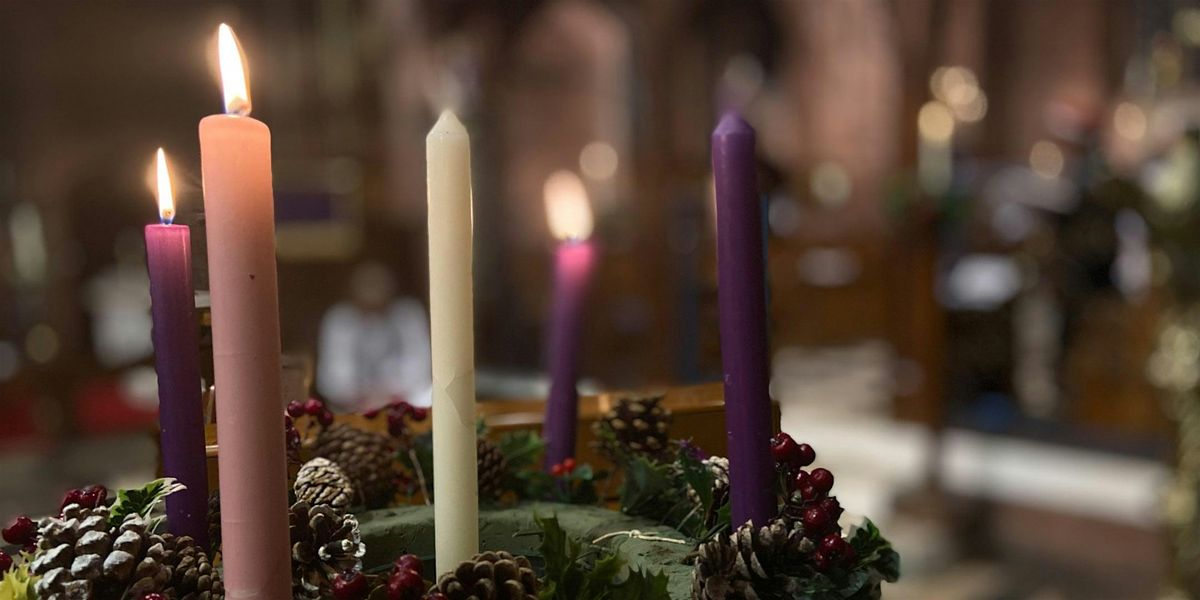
[769,432,855,571]
[288,397,336,428]
[2,514,37,554]
[549,457,577,477]
[380,554,427,600]
[364,399,429,440]
[59,483,108,513]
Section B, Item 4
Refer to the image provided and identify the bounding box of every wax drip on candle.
[544,170,593,242]
[217,24,252,116]
[156,148,176,225]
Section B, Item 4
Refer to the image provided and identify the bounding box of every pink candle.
[541,171,597,469]
[145,149,210,548]
[198,24,290,597]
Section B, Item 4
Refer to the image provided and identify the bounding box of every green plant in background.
[536,514,670,600]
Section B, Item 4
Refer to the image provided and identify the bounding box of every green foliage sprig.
[0,553,38,600]
[108,477,186,529]
[535,514,669,600]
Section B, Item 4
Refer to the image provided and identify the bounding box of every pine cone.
[158,533,224,600]
[692,518,810,600]
[431,550,539,600]
[593,392,672,460]
[30,504,223,600]
[295,458,355,513]
[207,490,222,553]
[477,438,508,500]
[289,501,365,598]
[313,423,399,509]
[687,456,731,529]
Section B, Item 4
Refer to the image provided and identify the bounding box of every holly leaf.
[848,519,900,583]
[108,478,186,528]
[536,514,586,600]
[677,450,714,511]
[535,515,669,600]
[618,456,675,518]
[608,563,671,600]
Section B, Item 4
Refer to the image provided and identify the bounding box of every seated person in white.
[317,262,432,413]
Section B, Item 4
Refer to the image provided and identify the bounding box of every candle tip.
[430,110,467,138]
[714,111,754,137]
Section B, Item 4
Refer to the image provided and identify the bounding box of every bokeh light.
[579,141,619,180]
[918,101,955,142]
[1029,140,1064,179]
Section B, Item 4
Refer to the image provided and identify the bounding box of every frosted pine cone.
[294,458,355,513]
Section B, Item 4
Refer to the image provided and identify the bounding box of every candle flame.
[217,24,251,116]
[544,170,593,241]
[155,148,176,224]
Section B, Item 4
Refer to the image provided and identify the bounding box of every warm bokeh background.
[2,1,1198,597]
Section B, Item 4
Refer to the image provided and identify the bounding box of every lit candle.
[198,24,291,597]
[541,170,597,469]
[144,148,210,548]
[712,112,776,527]
[427,110,479,567]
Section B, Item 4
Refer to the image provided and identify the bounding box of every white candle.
[427,109,479,567]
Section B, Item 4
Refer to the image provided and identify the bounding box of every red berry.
[562,458,576,472]
[2,516,36,545]
[363,407,382,419]
[810,468,834,494]
[551,463,565,477]
[409,407,428,422]
[819,533,854,565]
[799,484,822,502]
[819,533,844,552]
[796,443,816,467]
[0,550,12,572]
[286,401,306,418]
[424,593,449,600]
[791,469,810,490]
[59,488,84,512]
[80,485,107,509]
[769,433,801,466]
[303,398,324,416]
[332,570,368,600]
[393,554,423,577]
[387,568,424,600]
[318,409,335,427]
[802,506,831,533]
[819,496,843,520]
[811,549,833,571]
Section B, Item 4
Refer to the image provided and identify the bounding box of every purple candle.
[712,113,776,527]
[542,171,597,469]
[145,148,210,548]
